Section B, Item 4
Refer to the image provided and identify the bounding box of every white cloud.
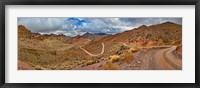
[18,17,182,36]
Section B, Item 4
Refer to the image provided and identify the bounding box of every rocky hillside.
[82,22,182,54]
[18,25,107,70]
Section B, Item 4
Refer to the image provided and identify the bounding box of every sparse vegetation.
[129,46,141,52]
[147,45,154,48]
[86,60,94,65]
[109,55,120,62]
[122,51,134,63]
[104,62,119,70]
[146,34,152,39]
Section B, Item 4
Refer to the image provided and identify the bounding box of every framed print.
[0,0,200,88]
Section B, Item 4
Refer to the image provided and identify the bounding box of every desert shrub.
[122,51,134,63]
[128,36,136,42]
[32,64,46,70]
[162,39,168,44]
[157,36,168,44]
[165,32,169,35]
[95,60,99,63]
[146,34,152,39]
[66,51,75,57]
[160,36,169,44]
[104,62,119,70]
[120,45,129,50]
[109,55,120,62]
[86,60,94,65]
[129,46,141,52]
[147,45,154,48]
[49,51,57,55]
[114,45,129,55]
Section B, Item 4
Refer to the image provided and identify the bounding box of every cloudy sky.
[18,17,182,37]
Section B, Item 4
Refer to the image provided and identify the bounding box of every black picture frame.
[0,0,199,88]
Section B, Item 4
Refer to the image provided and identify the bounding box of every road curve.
[154,46,182,70]
[80,42,105,56]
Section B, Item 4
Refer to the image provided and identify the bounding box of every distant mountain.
[18,25,71,43]
[94,33,110,36]
[81,32,109,40]
[81,32,95,40]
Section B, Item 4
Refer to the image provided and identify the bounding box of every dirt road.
[80,42,105,56]
[153,46,182,70]
[77,45,182,70]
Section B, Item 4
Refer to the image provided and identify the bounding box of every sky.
[18,17,182,37]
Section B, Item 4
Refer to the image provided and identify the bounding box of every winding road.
[80,42,105,56]
[79,42,182,70]
[153,46,182,70]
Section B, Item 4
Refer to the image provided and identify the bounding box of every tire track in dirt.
[163,46,182,69]
[154,48,175,70]
[154,46,182,70]
[150,50,161,70]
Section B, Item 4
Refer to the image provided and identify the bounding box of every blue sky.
[18,17,182,37]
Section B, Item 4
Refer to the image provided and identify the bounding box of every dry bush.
[86,60,94,65]
[147,45,154,48]
[130,46,141,52]
[66,51,76,57]
[109,55,120,62]
[122,51,134,63]
[104,62,119,70]
[31,64,47,70]
[100,57,107,61]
